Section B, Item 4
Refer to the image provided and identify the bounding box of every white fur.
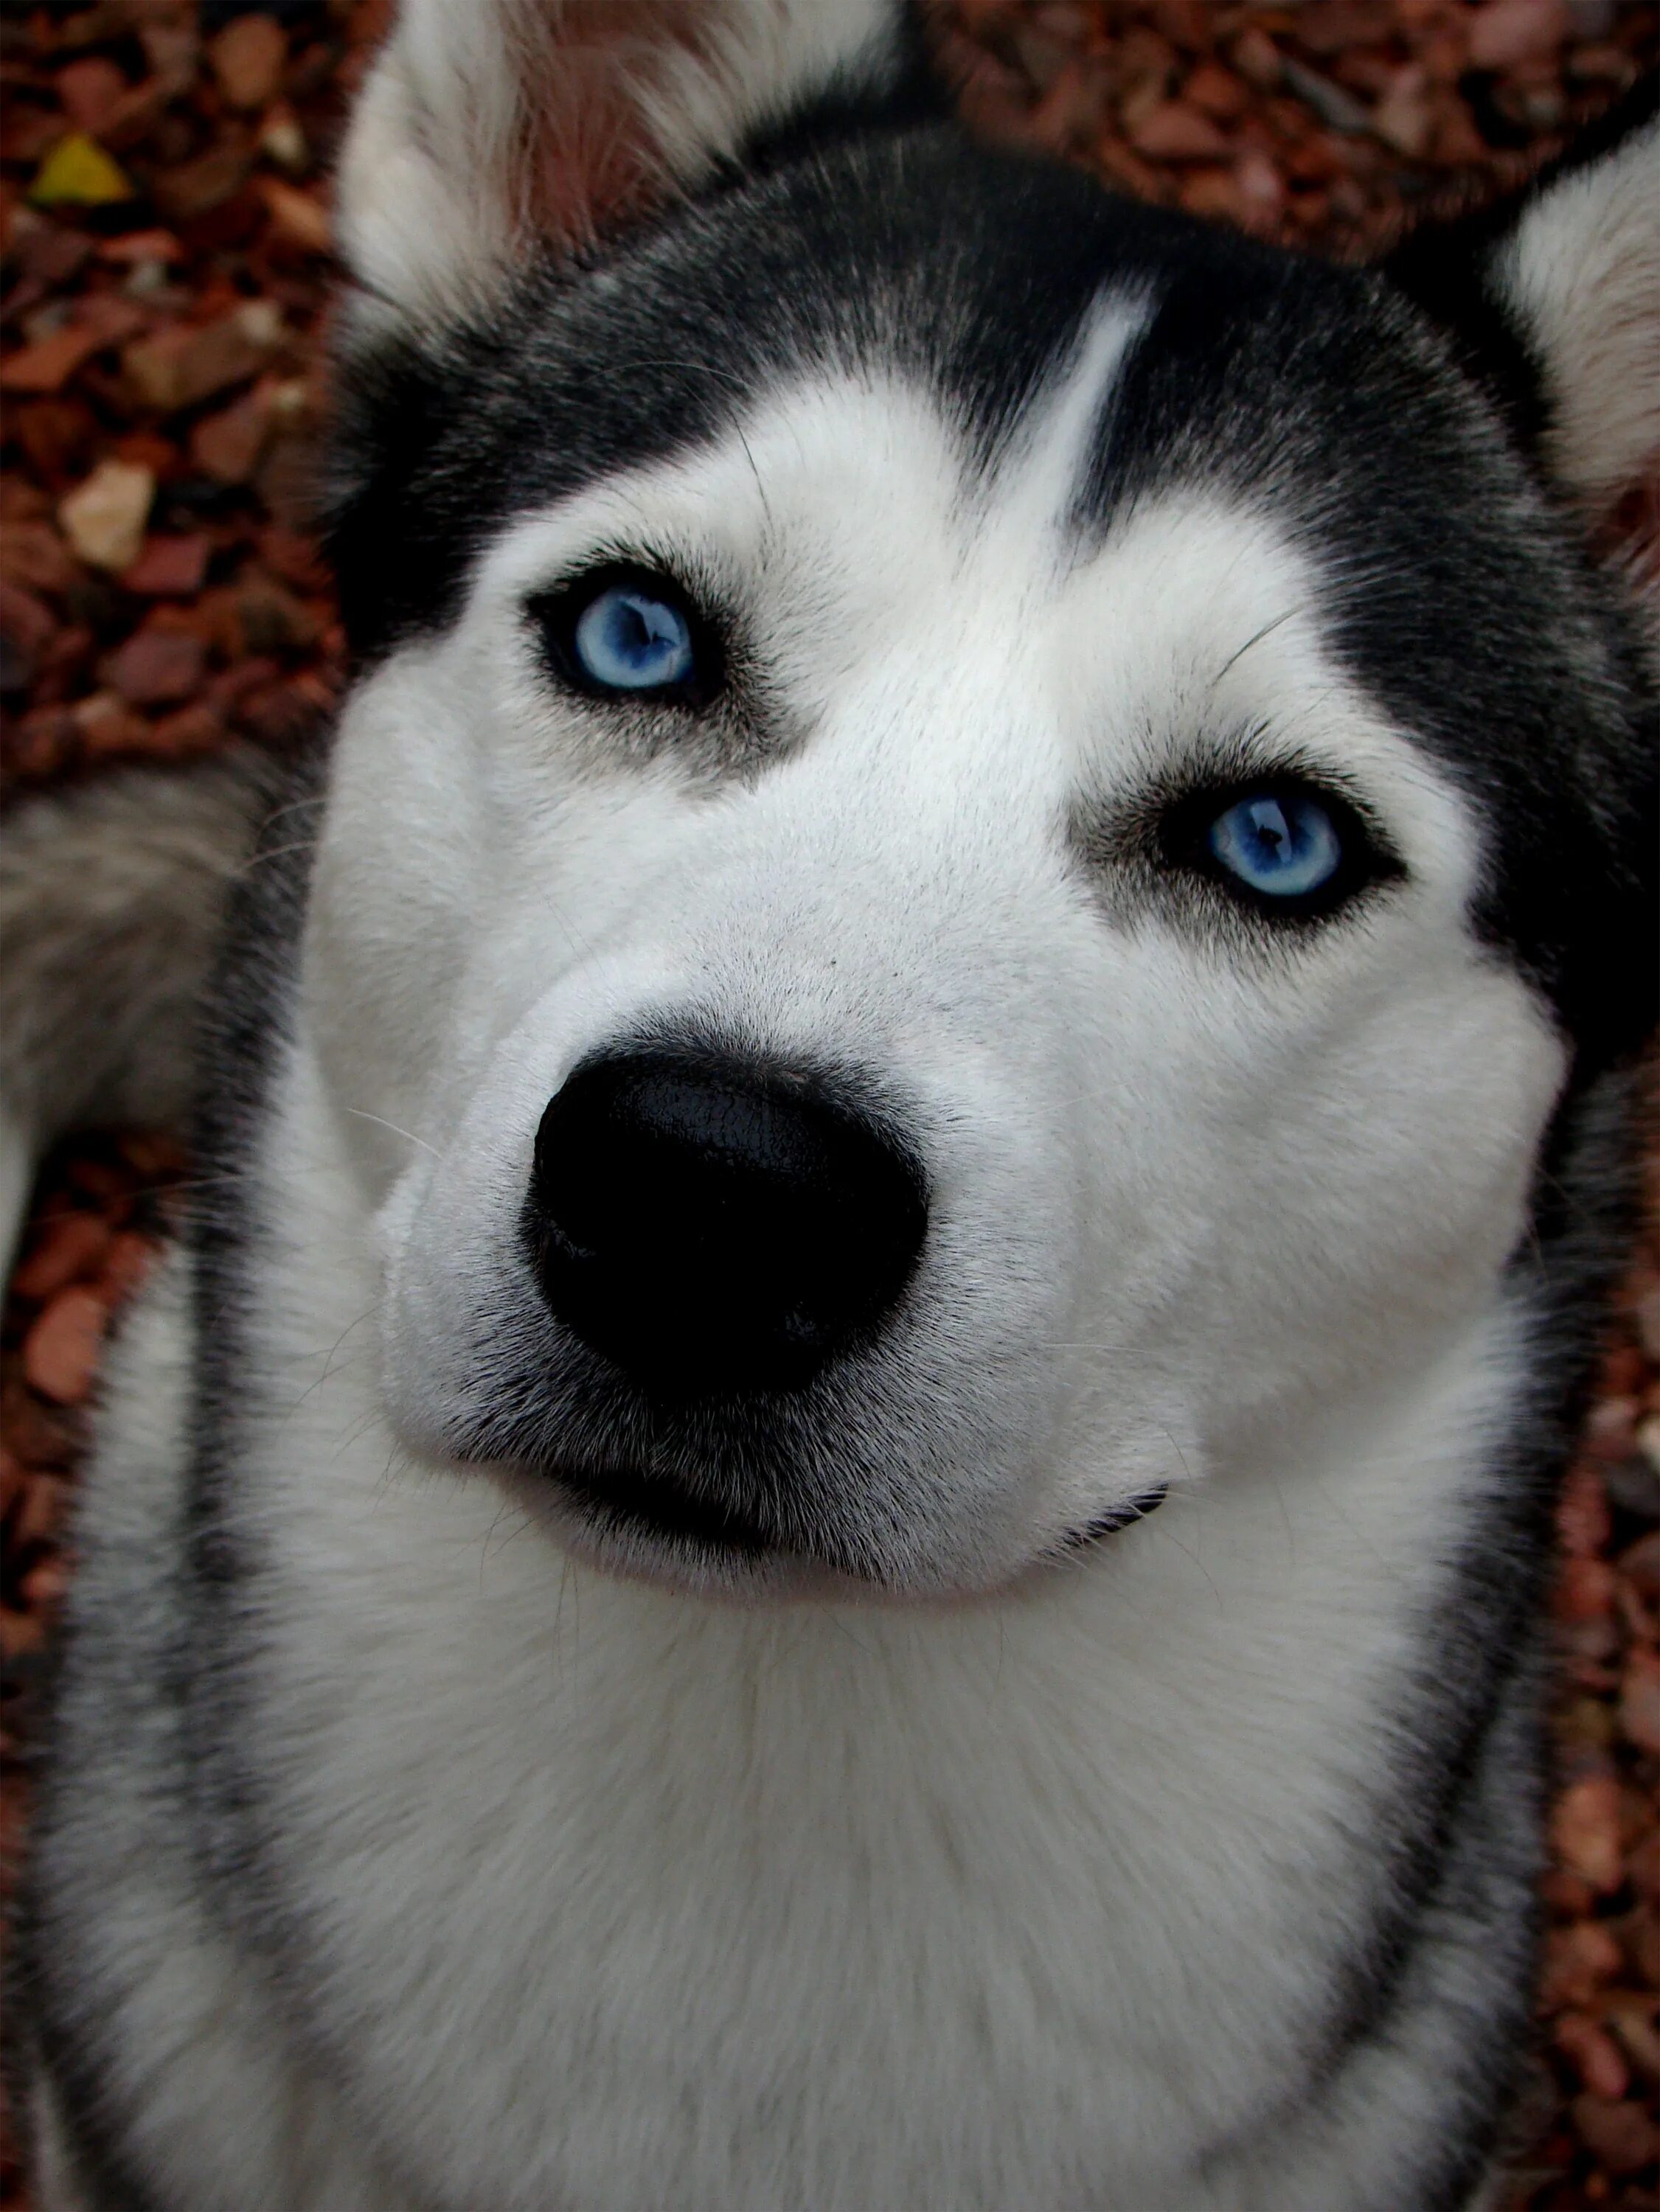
[1493,107,1660,513]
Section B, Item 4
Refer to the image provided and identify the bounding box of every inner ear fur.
[1388,77,1659,588]
[335,0,932,337]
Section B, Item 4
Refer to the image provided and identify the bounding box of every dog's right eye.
[576,585,692,689]
[531,568,722,708]
[1207,792,1342,900]
[1147,773,1399,922]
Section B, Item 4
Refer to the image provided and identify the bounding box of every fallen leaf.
[0,578,55,676]
[1551,1775,1625,1893]
[190,391,271,482]
[58,457,155,571]
[28,131,135,209]
[10,1212,111,1301]
[258,176,332,255]
[120,533,211,597]
[96,228,184,265]
[209,15,288,111]
[123,303,283,414]
[1570,2093,1660,2175]
[0,519,79,594]
[55,56,126,136]
[104,625,206,706]
[1468,0,1570,69]
[21,1287,108,1405]
[1,322,109,394]
[1129,100,1232,159]
[1619,1649,1660,1757]
[1555,2012,1631,2101]
[152,141,252,224]
[1541,1917,1625,2008]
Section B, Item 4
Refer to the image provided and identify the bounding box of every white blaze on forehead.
[990,288,1152,544]
[459,291,1154,637]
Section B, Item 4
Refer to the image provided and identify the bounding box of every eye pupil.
[1209,791,1343,900]
[572,581,697,693]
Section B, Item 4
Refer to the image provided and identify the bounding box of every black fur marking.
[322,137,1134,661]
[1064,1486,1167,1545]
[5,2008,167,2212]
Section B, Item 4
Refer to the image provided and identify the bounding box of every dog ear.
[1389,80,1659,633]
[336,0,936,333]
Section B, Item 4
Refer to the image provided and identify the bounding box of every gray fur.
[0,754,272,1272]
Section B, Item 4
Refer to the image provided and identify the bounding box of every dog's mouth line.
[538,1458,1169,1582]
[548,1456,777,1558]
[1063,1486,1169,1548]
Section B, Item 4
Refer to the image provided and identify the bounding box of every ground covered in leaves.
[2,1,1658,2205]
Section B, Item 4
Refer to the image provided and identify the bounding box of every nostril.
[524,1048,928,1399]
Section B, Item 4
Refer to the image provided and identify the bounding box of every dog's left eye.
[531,568,719,706]
[574,584,693,690]
[1207,792,1342,899]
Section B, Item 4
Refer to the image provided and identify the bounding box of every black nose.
[526,1049,928,1399]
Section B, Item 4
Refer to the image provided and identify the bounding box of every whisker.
[1210,605,1299,685]
[344,1108,442,1158]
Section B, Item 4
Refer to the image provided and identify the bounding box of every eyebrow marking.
[996,287,1153,542]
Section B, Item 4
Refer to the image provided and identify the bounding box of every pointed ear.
[1389,78,1659,630]
[336,0,936,335]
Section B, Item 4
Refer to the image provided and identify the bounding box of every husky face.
[297,145,1648,1598]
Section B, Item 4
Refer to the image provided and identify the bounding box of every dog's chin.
[485,1455,1168,1606]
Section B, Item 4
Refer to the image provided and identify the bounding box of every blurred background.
[2,1,1657,2202]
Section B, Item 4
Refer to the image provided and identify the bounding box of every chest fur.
[170,1034,1528,2209]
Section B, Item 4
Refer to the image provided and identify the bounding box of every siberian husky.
[4,5,1657,2207]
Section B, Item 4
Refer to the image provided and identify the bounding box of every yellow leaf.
[29,132,136,209]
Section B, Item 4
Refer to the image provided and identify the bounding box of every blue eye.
[532,568,720,708]
[1207,791,1344,899]
[572,582,695,692]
